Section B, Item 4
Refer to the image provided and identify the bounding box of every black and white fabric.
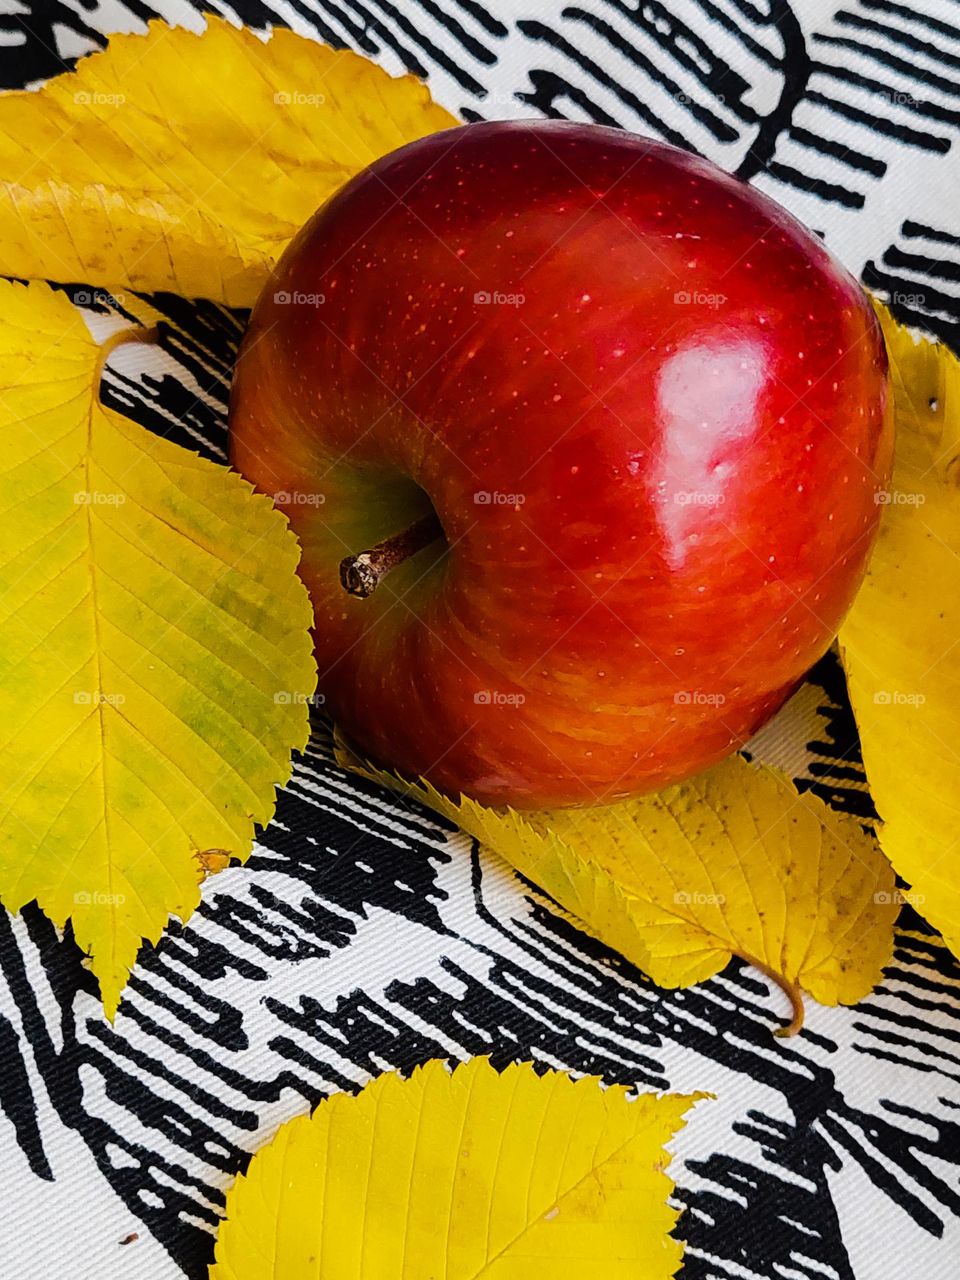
[2,3,960,1278]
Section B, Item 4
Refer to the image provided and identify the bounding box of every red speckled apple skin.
[229,120,892,809]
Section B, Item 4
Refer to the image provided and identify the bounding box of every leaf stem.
[742,955,806,1036]
[95,325,159,398]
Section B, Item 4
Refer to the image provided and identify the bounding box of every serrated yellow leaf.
[211,1058,704,1279]
[839,303,960,956]
[0,280,317,1016]
[0,19,457,305]
[337,738,896,1030]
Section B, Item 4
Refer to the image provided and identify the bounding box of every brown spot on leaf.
[195,848,232,880]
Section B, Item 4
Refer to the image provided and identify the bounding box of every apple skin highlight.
[229,120,892,809]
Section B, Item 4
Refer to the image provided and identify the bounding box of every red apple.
[229,120,891,809]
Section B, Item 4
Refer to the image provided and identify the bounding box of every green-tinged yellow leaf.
[839,302,960,956]
[211,1057,705,1279]
[0,280,317,1016]
[337,737,896,1032]
[0,19,457,305]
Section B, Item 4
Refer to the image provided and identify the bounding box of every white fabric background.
[1,3,959,1278]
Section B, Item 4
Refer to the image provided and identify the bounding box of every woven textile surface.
[2,1,960,1277]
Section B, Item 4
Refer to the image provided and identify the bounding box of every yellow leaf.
[839,302,960,956]
[337,737,897,1032]
[211,1058,705,1279]
[0,19,457,305]
[0,280,317,1016]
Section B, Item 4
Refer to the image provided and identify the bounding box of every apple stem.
[339,511,445,598]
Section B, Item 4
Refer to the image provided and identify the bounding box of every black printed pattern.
[2,3,960,1278]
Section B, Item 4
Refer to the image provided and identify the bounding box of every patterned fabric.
[2,3,959,1278]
